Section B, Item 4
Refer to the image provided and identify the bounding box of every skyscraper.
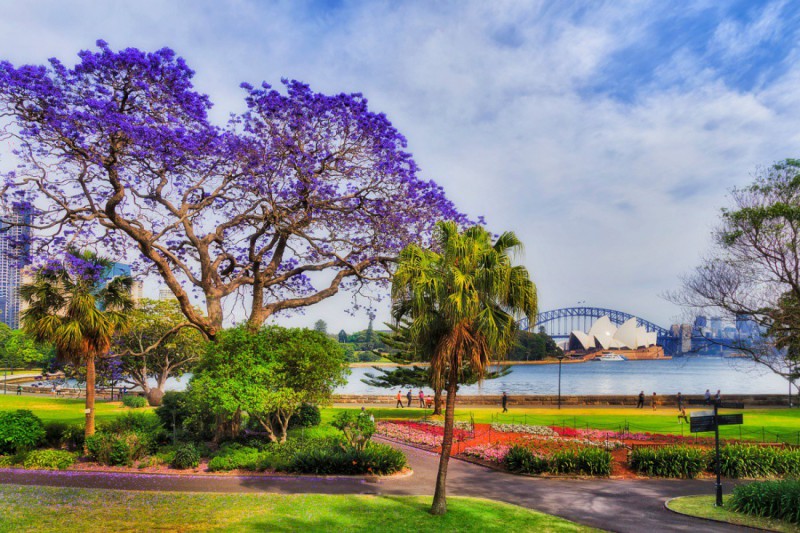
[0,205,32,328]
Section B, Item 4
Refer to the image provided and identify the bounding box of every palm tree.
[20,249,134,438]
[392,221,537,515]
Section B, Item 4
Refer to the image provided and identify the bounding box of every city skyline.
[1,1,799,332]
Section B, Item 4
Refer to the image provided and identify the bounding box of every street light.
[556,350,566,409]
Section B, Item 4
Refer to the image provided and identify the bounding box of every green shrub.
[22,449,75,470]
[85,432,151,466]
[629,446,706,478]
[0,410,46,454]
[60,424,85,452]
[43,421,70,448]
[331,410,375,451]
[288,404,321,429]
[504,445,548,474]
[730,479,800,524]
[155,391,215,442]
[122,395,147,408]
[171,443,200,470]
[0,455,12,467]
[286,442,406,475]
[717,445,779,478]
[100,412,165,451]
[549,448,612,476]
[207,444,271,472]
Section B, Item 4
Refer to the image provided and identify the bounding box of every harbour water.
[337,357,791,396]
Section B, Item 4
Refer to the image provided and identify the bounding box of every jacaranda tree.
[392,221,537,515]
[20,248,134,438]
[0,41,465,338]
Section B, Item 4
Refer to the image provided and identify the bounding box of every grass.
[327,406,800,444]
[0,484,596,533]
[667,495,798,532]
[0,394,146,425]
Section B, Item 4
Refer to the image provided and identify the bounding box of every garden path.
[0,439,750,533]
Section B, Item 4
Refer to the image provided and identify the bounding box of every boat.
[596,353,626,362]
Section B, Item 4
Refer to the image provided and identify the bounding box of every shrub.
[85,432,151,466]
[0,455,12,467]
[207,444,272,472]
[730,479,800,524]
[289,404,321,429]
[100,412,166,450]
[550,448,612,476]
[122,395,147,408]
[171,443,200,470]
[43,421,70,448]
[504,445,548,474]
[331,410,375,451]
[155,391,215,442]
[0,410,46,454]
[60,424,85,452]
[22,449,75,470]
[286,442,405,475]
[629,446,706,478]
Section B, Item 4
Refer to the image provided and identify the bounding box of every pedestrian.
[704,389,711,405]
[677,406,689,424]
[652,392,657,411]
[636,390,644,409]
[715,389,721,403]
[406,389,413,408]
[418,389,425,408]
[16,385,22,396]
[396,390,404,408]
[676,392,683,411]
[502,391,509,413]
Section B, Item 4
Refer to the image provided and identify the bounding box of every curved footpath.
[0,439,750,533]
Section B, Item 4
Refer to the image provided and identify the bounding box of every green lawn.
[3,395,800,444]
[0,484,595,533]
[667,495,798,532]
[0,394,147,425]
[326,406,800,444]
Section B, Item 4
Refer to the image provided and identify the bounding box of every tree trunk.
[85,353,96,439]
[213,408,241,443]
[431,365,459,515]
[146,388,164,407]
[433,388,443,416]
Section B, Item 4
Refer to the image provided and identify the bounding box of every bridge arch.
[518,306,670,339]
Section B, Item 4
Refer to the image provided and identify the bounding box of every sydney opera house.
[566,316,660,354]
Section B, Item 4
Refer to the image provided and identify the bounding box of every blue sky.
[1,0,799,333]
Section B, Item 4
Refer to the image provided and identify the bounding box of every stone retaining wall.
[334,393,792,407]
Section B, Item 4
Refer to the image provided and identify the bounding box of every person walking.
[636,390,645,408]
[704,389,711,405]
[676,392,683,411]
[651,392,657,411]
[501,391,508,413]
[715,390,721,403]
[677,406,689,424]
[418,389,425,408]
[16,385,22,396]
[395,390,404,408]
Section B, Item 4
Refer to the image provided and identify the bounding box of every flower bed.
[491,423,557,436]
[376,422,442,447]
[461,443,511,463]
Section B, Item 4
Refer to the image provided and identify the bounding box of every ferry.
[596,353,626,362]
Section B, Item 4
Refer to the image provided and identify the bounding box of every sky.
[1,0,799,334]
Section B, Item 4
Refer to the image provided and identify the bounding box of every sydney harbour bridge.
[518,306,682,355]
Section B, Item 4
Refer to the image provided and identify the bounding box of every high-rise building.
[0,205,31,328]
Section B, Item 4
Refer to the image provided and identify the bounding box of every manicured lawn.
[0,394,146,425]
[0,484,595,533]
[667,495,798,533]
[327,406,800,444]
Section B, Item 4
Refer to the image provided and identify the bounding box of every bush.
[288,404,321,429]
[550,448,612,476]
[85,432,151,466]
[207,445,270,472]
[100,412,166,450]
[357,351,381,362]
[122,395,147,408]
[629,446,707,478]
[60,424,85,452]
[0,455,12,467]
[331,410,375,451]
[22,449,75,470]
[155,391,215,442]
[43,421,70,448]
[286,441,406,475]
[0,410,46,454]
[504,445,548,475]
[171,443,200,470]
[730,479,800,524]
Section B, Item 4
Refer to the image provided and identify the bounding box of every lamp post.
[556,351,566,409]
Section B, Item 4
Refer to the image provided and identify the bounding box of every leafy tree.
[331,410,375,451]
[0,41,464,338]
[313,320,328,335]
[338,329,348,343]
[191,326,348,443]
[112,298,206,406]
[361,365,511,389]
[671,159,800,391]
[0,326,52,371]
[507,330,560,361]
[20,249,134,438]
[392,221,537,515]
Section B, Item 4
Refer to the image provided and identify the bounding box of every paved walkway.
[0,439,750,533]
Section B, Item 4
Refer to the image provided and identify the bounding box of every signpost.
[689,399,744,506]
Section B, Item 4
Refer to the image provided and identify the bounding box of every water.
[338,357,791,396]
